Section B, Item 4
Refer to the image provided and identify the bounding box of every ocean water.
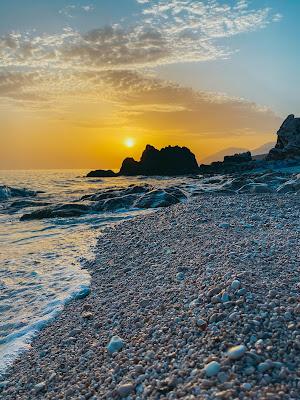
[0,170,194,376]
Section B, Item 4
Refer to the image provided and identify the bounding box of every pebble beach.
[1,193,300,399]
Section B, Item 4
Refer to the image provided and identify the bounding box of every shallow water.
[0,170,193,375]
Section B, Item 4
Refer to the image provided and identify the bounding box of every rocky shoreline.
[1,193,300,399]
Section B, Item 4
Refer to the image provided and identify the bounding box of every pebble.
[107,335,125,354]
[34,382,46,393]
[176,272,185,281]
[204,361,221,377]
[241,383,252,391]
[230,280,241,290]
[227,345,247,360]
[117,383,134,397]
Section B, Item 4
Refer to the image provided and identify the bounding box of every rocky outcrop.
[267,115,300,160]
[86,169,117,178]
[119,145,199,176]
[199,152,254,174]
[223,151,252,164]
[20,204,90,221]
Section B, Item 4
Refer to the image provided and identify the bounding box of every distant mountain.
[200,142,275,165]
[200,147,247,165]
[251,142,275,156]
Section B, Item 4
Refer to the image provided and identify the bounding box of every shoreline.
[1,193,300,399]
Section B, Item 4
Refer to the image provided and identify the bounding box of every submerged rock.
[20,203,90,221]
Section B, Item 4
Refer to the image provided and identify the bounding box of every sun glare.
[124,138,135,148]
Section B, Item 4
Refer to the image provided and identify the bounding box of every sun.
[124,138,135,148]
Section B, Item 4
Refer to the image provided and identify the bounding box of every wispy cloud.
[0,0,280,70]
[59,4,95,19]
[0,1,281,138]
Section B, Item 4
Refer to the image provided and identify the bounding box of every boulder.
[119,145,199,176]
[92,194,137,212]
[86,169,117,178]
[134,189,181,209]
[267,115,300,160]
[20,203,90,221]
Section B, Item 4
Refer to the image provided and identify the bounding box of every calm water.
[0,170,194,375]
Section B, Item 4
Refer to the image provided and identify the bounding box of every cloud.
[0,1,280,70]
[0,1,281,139]
[59,4,95,18]
[97,70,281,137]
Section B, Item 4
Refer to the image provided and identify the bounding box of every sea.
[0,169,196,376]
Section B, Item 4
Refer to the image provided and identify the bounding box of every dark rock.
[267,114,300,160]
[119,145,199,176]
[9,200,51,209]
[92,194,137,212]
[223,151,252,164]
[119,158,141,176]
[199,152,254,174]
[134,189,182,209]
[86,169,117,178]
[20,203,90,221]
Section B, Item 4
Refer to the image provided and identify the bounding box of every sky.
[0,0,299,169]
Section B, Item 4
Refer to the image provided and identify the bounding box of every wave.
[0,185,38,201]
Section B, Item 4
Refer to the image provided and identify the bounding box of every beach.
[1,193,300,399]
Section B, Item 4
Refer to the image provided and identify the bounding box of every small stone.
[257,361,272,373]
[107,335,125,354]
[176,272,185,281]
[204,361,221,377]
[117,383,134,397]
[81,311,94,319]
[34,382,46,393]
[230,280,241,291]
[221,292,230,303]
[227,345,247,360]
[196,318,207,331]
[219,223,230,229]
[241,383,252,391]
[228,312,240,322]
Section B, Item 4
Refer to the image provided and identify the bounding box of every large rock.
[267,115,300,160]
[119,145,199,176]
[86,169,117,178]
[135,188,185,209]
[20,203,90,221]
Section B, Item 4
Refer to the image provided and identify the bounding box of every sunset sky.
[0,0,299,169]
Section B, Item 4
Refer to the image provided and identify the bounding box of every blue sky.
[0,0,299,168]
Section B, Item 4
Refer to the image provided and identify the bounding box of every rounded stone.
[227,345,247,360]
[204,361,221,377]
[107,335,125,354]
[230,280,241,290]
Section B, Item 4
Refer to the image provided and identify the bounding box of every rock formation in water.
[86,169,117,178]
[88,145,199,177]
[119,145,199,176]
[267,114,300,160]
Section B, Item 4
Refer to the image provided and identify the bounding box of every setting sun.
[124,138,135,148]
